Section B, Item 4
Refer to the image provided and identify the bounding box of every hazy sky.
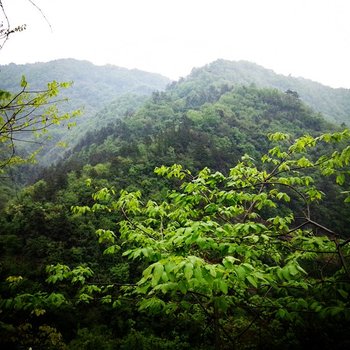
[1,0,350,88]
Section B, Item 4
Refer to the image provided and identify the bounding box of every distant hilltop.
[184,59,350,126]
[1,58,349,127]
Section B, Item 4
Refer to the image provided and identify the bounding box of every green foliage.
[177,59,350,125]
[0,60,170,167]
[118,329,191,350]
[2,60,350,349]
[55,84,337,207]
[0,322,67,350]
[79,130,350,348]
[0,76,80,172]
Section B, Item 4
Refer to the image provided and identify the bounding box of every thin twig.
[27,0,53,32]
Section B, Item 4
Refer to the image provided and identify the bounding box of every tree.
[0,1,79,173]
[66,129,350,349]
[0,77,79,171]
[0,4,81,343]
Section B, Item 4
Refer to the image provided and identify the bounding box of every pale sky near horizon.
[0,0,350,88]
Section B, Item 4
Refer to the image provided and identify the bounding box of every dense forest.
[1,59,350,167]
[0,59,170,166]
[1,59,350,349]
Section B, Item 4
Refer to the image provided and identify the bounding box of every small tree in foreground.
[0,77,80,172]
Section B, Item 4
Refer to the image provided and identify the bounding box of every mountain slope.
[174,59,350,125]
[29,82,349,250]
[1,67,350,350]
[0,59,171,165]
[0,58,170,113]
[61,85,335,174]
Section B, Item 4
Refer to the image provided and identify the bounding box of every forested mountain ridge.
[1,80,350,348]
[67,85,333,172]
[174,59,350,125]
[1,58,349,169]
[1,58,350,349]
[1,58,349,130]
[0,58,170,112]
[0,59,171,165]
[54,58,347,176]
[43,84,347,235]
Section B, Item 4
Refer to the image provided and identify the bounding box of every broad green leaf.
[246,275,258,288]
[184,263,193,281]
[103,245,121,255]
[152,263,164,286]
[218,279,228,294]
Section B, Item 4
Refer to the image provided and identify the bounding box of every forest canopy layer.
[1,58,350,349]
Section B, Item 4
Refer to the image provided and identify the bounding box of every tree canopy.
[2,128,350,349]
[1,20,350,347]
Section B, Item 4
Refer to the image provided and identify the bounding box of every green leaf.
[281,268,291,281]
[152,263,164,286]
[103,245,121,255]
[223,256,240,268]
[184,263,193,281]
[288,265,299,277]
[142,265,153,279]
[338,289,349,299]
[235,266,246,280]
[276,268,284,281]
[206,265,217,278]
[161,271,169,282]
[277,308,287,319]
[218,279,228,294]
[246,275,258,288]
[268,132,290,141]
[178,280,188,294]
[20,75,27,88]
[298,298,308,309]
[336,173,345,185]
[193,266,203,280]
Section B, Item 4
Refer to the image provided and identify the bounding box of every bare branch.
[0,0,11,49]
[27,0,52,32]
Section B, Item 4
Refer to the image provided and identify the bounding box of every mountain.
[40,62,346,235]
[2,57,350,183]
[0,58,170,114]
[175,59,350,125]
[1,58,349,169]
[1,59,350,350]
[58,83,335,182]
[0,59,171,164]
